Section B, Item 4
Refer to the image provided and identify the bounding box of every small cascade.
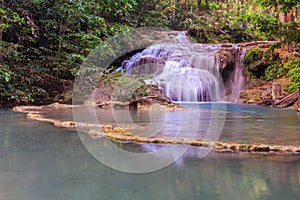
[120,32,247,103]
[225,47,247,102]
[155,61,221,101]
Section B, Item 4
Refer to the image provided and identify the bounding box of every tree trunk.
[197,0,203,15]
[296,7,300,20]
[273,91,299,108]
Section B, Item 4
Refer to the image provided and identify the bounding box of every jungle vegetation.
[1,0,300,105]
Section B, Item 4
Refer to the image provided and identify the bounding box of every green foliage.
[187,2,240,43]
[258,0,300,14]
[284,59,300,92]
[130,0,180,28]
[257,0,300,43]
[1,0,136,72]
[186,1,283,43]
[99,68,148,102]
[246,45,299,93]
[0,65,11,83]
[281,22,300,44]
[245,48,262,64]
[264,64,277,81]
[238,13,281,40]
[10,89,35,104]
[0,0,140,104]
[111,76,146,102]
[98,0,138,23]
[0,64,14,103]
[187,0,300,43]
[1,0,300,104]
[0,63,49,104]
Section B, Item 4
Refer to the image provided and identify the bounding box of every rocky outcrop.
[239,77,300,108]
[218,41,278,71]
[272,83,283,100]
[88,84,182,110]
[240,80,299,109]
[129,85,183,110]
[237,42,300,109]
[86,82,110,104]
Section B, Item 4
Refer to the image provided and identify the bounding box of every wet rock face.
[218,49,236,72]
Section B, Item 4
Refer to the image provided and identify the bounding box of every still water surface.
[0,104,300,200]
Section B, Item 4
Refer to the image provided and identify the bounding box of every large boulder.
[129,85,182,110]
[87,82,182,110]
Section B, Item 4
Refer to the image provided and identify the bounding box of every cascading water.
[226,47,247,103]
[121,32,246,102]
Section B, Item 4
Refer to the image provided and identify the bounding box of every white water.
[122,32,246,102]
[225,47,247,102]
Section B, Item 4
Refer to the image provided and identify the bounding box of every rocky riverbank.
[240,78,300,111]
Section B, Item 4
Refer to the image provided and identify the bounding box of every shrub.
[284,59,300,92]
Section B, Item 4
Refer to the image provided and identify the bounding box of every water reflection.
[0,108,300,199]
[73,103,300,145]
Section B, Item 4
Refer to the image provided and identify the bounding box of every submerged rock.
[11,103,300,155]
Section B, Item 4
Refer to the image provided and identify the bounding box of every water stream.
[121,33,247,102]
[225,47,247,102]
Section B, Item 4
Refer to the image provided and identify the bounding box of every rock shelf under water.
[13,103,300,154]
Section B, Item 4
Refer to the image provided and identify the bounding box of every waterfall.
[231,48,247,102]
[120,32,246,103]
[223,47,247,103]
[154,61,221,101]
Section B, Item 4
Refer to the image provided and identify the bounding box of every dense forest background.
[1,0,300,105]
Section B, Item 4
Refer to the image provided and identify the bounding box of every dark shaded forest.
[1,0,300,105]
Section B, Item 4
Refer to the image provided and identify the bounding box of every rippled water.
[0,105,300,200]
[70,103,300,145]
